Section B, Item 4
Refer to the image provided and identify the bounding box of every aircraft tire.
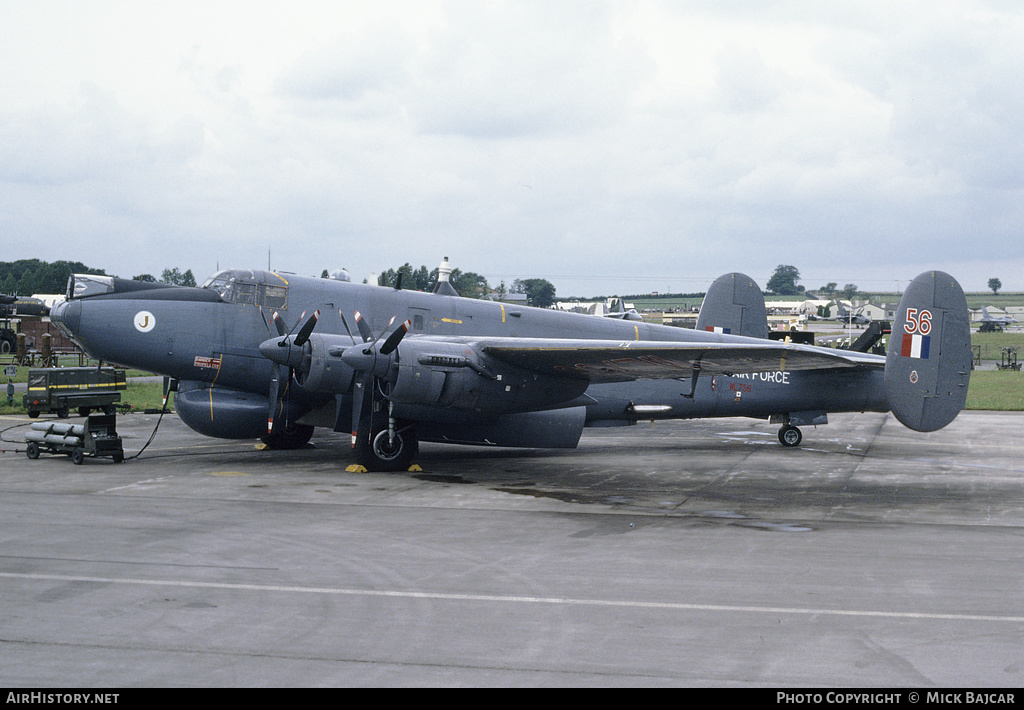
[260,423,314,450]
[355,416,418,472]
[778,425,802,447]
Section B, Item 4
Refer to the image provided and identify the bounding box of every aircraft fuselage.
[51,269,888,445]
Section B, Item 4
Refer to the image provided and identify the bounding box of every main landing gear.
[261,422,315,450]
[778,424,803,447]
[353,409,419,472]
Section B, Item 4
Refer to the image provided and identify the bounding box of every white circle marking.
[134,311,156,333]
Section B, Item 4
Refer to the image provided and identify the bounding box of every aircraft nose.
[50,299,81,337]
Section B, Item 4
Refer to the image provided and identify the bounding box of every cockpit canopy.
[200,270,288,308]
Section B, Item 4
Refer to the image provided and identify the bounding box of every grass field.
[965,370,1024,411]
[970,330,1024,363]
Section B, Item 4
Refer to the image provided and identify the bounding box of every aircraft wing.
[450,337,885,383]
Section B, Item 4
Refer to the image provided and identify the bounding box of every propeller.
[340,314,411,451]
[258,308,411,460]
[263,310,319,436]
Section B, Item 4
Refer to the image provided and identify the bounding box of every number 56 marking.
[905,308,932,335]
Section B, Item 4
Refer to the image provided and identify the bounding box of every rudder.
[884,271,972,432]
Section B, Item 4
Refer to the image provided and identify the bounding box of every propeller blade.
[339,310,357,345]
[267,365,282,435]
[354,311,373,343]
[272,311,287,338]
[379,319,411,356]
[350,372,370,448]
[294,310,320,347]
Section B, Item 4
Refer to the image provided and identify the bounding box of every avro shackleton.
[51,262,972,471]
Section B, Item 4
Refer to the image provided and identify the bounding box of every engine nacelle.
[389,340,588,415]
[300,335,355,394]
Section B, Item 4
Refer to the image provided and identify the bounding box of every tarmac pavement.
[1,409,1022,687]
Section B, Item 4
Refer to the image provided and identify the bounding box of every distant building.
[553,298,636,316]
[487,291,528,304]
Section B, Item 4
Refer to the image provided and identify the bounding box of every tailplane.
[884,271,972,432]
[696,273,769,339]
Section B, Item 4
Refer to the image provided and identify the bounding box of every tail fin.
[884,271,972,432]
[696,273,769,339]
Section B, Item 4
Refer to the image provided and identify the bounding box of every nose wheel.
[778,424,802,447]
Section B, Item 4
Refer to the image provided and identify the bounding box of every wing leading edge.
[418,337,885,383]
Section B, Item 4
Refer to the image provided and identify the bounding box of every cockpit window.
[201,271,235,300]
[201,270,286,308]
[261,284,287,309]
[232,282,257,305]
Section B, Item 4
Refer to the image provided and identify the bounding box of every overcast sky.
[2,0,1022,297]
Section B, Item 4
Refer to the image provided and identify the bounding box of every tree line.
[376,263,557,307]
[0,259,107,296]
[2,258,560,306]
[767,265,859,300]
[13,259,999,307]
[769,265,1007,299]
[0,260,201,296]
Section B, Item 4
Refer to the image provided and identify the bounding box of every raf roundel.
[134,311,156,333]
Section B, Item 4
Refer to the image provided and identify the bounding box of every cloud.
[1,1,1022,295]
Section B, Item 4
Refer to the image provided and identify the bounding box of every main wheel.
[260,422,315,450]
[354,416,418,472]
[778,425,802,447]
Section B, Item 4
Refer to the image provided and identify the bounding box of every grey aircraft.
[835,301,871,325]
[980,306,1018,330]
[604,298,644,321]
[50,267,972,471]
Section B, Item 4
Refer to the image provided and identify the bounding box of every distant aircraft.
[835,301,871,325]
[51,265,972,471]
[603,298,643,321]
[979,306,1018,331]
